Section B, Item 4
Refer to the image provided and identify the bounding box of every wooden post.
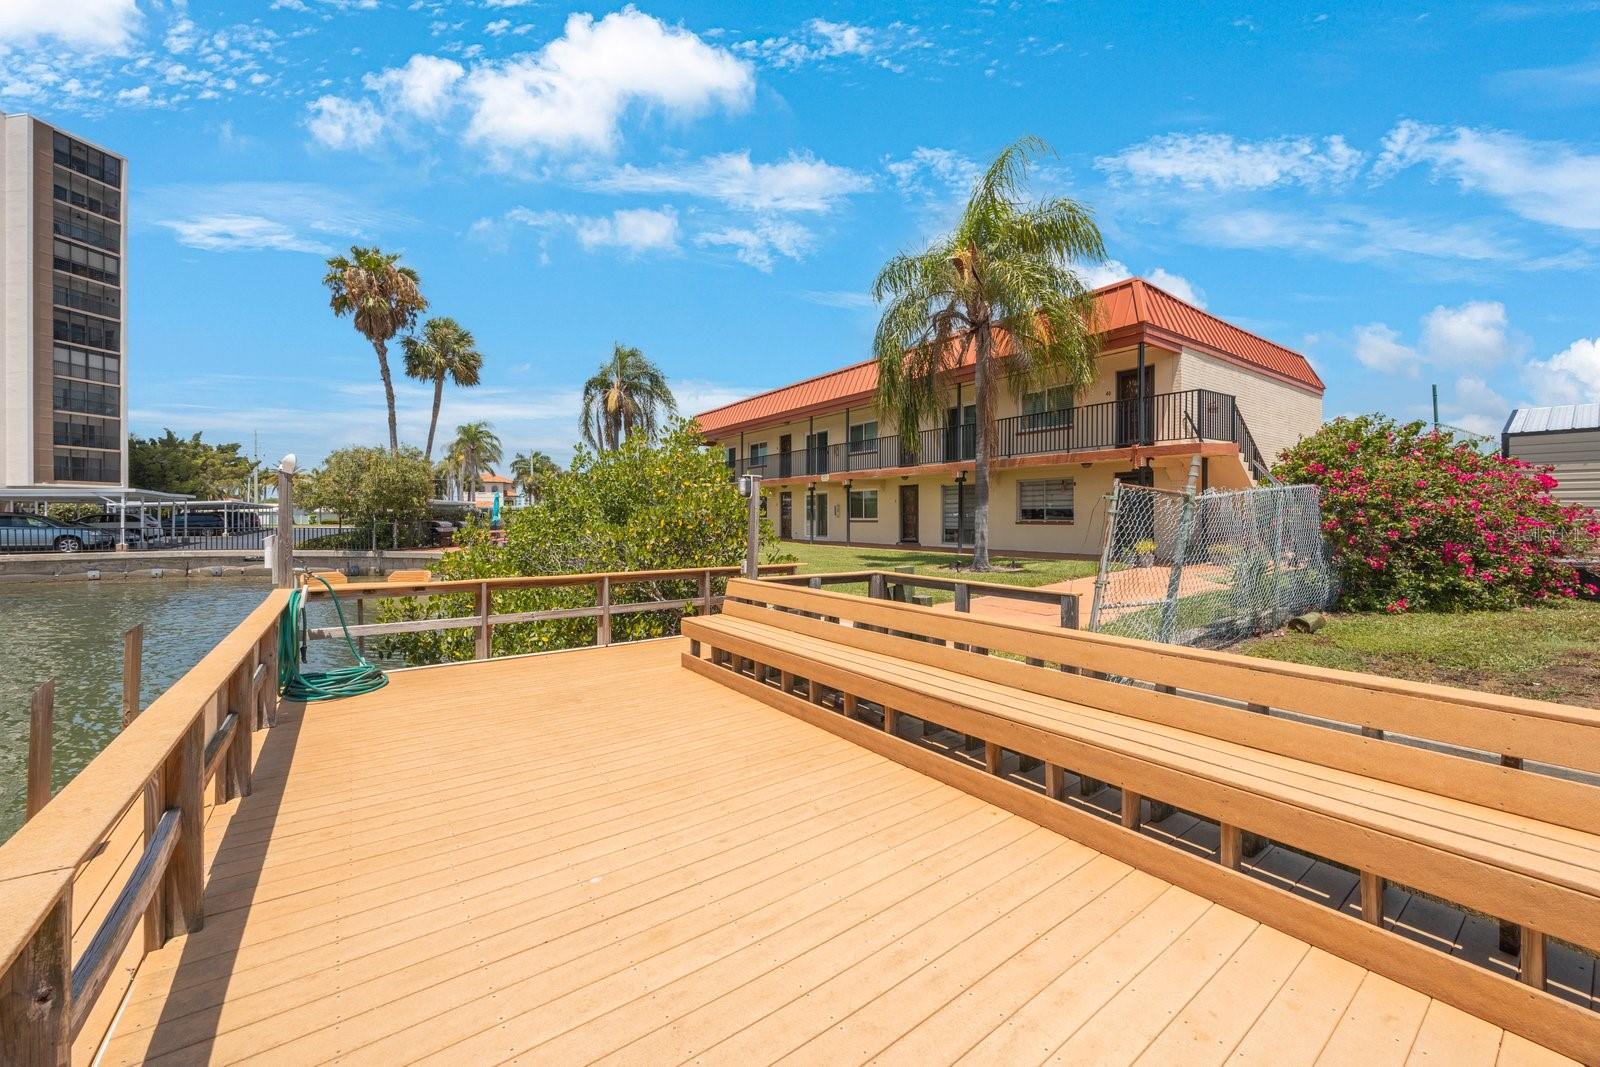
[1219,824,1242,869]
[273,464,295,588]
[122,624,143,725]
[356,599,366,659]
[0,891,71,1064]
[699,571,713,616]
[1520,927,1547,990]
[597,576,612,647]
[868,573,887,600]
[475,582,491,660]
[1121,788,1143,831]
[953,583,970,652]
[841,693,858,719]
[1079,773,1104,797]
[161,721,205,940]
[883,707,899,736]
[1044,763,1065,801]
[1360,871,1384,926]
[26,681,54,820]
[1059,595,1079,631]
[228,664,253,800]
[985,742,1002,776]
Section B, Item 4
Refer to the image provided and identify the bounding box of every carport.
[0,486,193,548]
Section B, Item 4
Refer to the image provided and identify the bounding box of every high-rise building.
[0,110,126,488]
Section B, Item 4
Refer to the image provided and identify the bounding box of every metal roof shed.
[1503,403,1600,511]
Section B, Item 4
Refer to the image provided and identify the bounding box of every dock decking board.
[101,639,1573,1065]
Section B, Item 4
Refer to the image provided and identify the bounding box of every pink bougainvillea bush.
[1275,415,1600,612]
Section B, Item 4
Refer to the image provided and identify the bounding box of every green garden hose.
[278,573,389,702]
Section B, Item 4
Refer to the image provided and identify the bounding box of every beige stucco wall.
[1507,430,1600,512]
[1172,348,1322,467]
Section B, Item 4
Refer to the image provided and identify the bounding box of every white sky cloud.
[159,214,336,254]
[0,0,140,52]
[1527,337,1600,404]
[695,218,812,271]
[1096,132,1365,190]
[886,146,980,199]
[480,205,681,257]
[461,8,752,159]
[593,151,871,212]
[307,94,384,149]
[1076,260,1205,307]
[1353,323,1419,375]
[1374,120,1600,231]
[152,181,404,255]
[363,54,464,119]
[1354,301,1519,378]
[736,18,878,68]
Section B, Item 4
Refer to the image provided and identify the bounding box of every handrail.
[299,564,801,652]
[763,568,1081,628]
[0,588,288,1061]
[728,389,1252,478]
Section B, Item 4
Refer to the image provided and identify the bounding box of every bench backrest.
[724,578,1600,833]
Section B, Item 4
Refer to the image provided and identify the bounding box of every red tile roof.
[694,277,1323,437]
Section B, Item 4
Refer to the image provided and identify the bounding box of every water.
[0,578,365,842]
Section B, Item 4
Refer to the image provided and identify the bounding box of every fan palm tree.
[510,450,560,503]
[580,344,677,451]
[447,421,502,499]
[872,135,1106,570]
[402,316,484,461]
[323,246,428,452]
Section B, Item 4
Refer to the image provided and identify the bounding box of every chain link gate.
[1088,479,1335,648]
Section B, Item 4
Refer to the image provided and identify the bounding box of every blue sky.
[4,0,1598,468]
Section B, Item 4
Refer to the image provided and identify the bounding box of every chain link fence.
[1088,481,1335,648]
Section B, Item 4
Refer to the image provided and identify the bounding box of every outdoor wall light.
[279,453,298,475]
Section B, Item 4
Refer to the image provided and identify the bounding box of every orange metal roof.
[694,277,1323,437]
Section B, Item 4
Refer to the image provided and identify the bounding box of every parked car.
[78,512,164,545]
[0,514,117,552]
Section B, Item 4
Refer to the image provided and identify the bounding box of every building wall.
[0,115,31,486]
[1172,347,1322,467]
[1507,430,1600,512]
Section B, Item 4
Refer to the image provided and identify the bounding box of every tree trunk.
[374,339,399,452]
[424,376,443,461]
[971,330,993,571]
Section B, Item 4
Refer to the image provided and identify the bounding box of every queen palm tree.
[580,343,677,451]
[510,450,560,503]
[324,246,428,453]
[402,317,484,461]
[447,421,502,500]
[872,135,1106,570]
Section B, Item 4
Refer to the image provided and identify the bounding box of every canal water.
[0,579,363,842]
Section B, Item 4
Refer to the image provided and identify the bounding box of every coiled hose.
[278,573,388,701]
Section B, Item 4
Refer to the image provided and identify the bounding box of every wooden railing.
[764,569,1081,630]
[0,589,287,1063]
[299,564,800,653]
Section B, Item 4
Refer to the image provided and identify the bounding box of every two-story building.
[694,278,1324,557]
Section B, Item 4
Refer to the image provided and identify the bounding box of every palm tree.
[510,450,560,503]
[872,136,1106,570]
[580,343,677,451]
[447,421,502,499]
[324,246,428,452]
[402,316,484,461]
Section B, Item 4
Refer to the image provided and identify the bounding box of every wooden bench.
[681,578,1600,1064]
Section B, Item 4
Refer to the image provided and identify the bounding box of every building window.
[53,448,120,482]
[848,421,878,451]
[52,275,119,318]
[724,446,736,468]
[1018,478,1075,522]
[52,203,120,253]
[52,170,121,220]
[52,377,119,417]
[53,346,120,384]
[52,132,122,188]
[52,239,120,285]
[53,312,119,353]
[848,489,878,520]
[54,414,119,449]
[748,442,768,468]
[1023,386,1075,429]
[941,484,975,544]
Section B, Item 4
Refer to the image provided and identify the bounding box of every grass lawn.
[778,541,1097,592]
[1237,601,1600,708]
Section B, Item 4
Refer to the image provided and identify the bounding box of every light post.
[954,470,968,562]
[738,473,761,579]
[843,479,853,547]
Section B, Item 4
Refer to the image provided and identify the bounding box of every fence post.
[699,570,713,615]
[1088,483,1121,632]
[227,664,253,800]
[161,720,205,940]
[0,890,71,1063]
[475,582,491,660]
[869,573,887,600]
[273,461,296,589]
[1158,453,1205,644]
[597,576,612,647]
[26,681,54,820]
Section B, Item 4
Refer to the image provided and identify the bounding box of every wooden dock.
[93,640,1571,1065]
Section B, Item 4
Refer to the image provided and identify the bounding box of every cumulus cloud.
[695,218,812,271]
[1527,337,1600,404]
[1354,301,1520,378]
[363,54,464,120]
[306,95,384,150]
[476,205,681,257]
[1096,132,1365,190]
[461,8,751,158]
[1353,323,1420,375]
[1074,260,1206,307]
[0,0,140,52]
[886,147,980,200]
[593,151,871,212]
[1374,120,1600,232]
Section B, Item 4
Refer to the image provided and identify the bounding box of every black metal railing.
[729,389,1257,477]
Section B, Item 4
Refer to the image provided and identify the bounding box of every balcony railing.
[731,389,1259,478]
